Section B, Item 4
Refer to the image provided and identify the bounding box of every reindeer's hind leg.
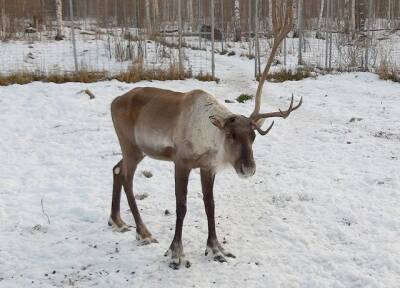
[121,144,157,245]
[108,159,130,232]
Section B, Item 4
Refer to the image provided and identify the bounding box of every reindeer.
[108,0,300,269]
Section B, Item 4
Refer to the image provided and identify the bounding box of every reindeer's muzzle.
[235,162,256,178]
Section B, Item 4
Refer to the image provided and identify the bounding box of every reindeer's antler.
[250,0,302,125]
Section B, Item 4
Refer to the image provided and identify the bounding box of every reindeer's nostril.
[240,163,245,175]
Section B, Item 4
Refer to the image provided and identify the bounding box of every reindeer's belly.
[134,127,176,161]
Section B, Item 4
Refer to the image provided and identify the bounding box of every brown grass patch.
[0,65,215,86]
[264,66,315,82]
[195,73,220,83]
[114,64,190,83]
[0,71,107,86]
[377,62,400,83]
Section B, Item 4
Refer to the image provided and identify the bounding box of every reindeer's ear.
[253,118,266,128]
[209,115,226,130]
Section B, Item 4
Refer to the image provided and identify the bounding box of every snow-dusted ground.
[0,54,400,288]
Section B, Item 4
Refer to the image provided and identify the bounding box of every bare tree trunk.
[153,0,159,29]
[1,0,6,37]
[145,0,151,33]
[344,0,350,33]
[268,0,272,32]
[316,0,324,38]
[233,0,240,41]
[318,0,324,27]
[293,0,298,37]
[187,0,193,31]
[351,0,355,31]
[55,0,64,40]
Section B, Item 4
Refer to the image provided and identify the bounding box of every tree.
[268,0,272,32]
[351,0,356,31]
[187,0,193,31]
[145,0,151,32]
[55,0,63,40]
[316,0,324,39]
[233,0,240,41]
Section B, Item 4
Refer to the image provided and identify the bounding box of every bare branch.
[41,197,50,225]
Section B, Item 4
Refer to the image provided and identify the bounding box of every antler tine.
[250,0,294,119]
[254,121,275,135]
[253,95,303,121]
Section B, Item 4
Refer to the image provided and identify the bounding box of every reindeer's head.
[209,0,301,178]
[209,95,302,178]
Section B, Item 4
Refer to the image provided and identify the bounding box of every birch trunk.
[351,0,355,31]
[344,0,350,33]
[268,0,272,32]
[1,0,6,37]
[315,0,324,38]
[293,0,298,37]
[152,0,159,29]
[145,0,152,33]
[187,0,193,31]
[233,0,241,41]
[55,0,63,40]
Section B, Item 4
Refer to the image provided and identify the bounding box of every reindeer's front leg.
[200,169,236,262]
[165,164,191,269]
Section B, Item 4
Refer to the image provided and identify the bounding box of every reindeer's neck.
[178,92,233,169]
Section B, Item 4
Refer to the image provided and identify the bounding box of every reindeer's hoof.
[164,246,191,269]
[108,217,131,232]
[213,255,227,263]
[168,259,191,270]
[136,233,158,245]
[205,242,236,262]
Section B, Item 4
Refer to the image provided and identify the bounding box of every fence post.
[178,0,183,73]
[211,0,215,78]
[365,0,373,71]
[69,0,78,72]
[297,0,303,65]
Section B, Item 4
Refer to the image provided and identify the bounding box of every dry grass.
[0,71,107,86]
[195,73,220,83]
[377,62,400,83]
[0,64,215,86]
[114,63,191,83]
[264,66,315,82]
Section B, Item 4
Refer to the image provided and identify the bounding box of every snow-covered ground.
[0,54,399,287]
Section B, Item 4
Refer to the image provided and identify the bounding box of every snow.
[0,53,400,287]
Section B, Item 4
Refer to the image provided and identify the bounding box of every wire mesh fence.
[0,0,399,79]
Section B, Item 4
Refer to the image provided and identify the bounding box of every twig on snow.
[41,197,51,224]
